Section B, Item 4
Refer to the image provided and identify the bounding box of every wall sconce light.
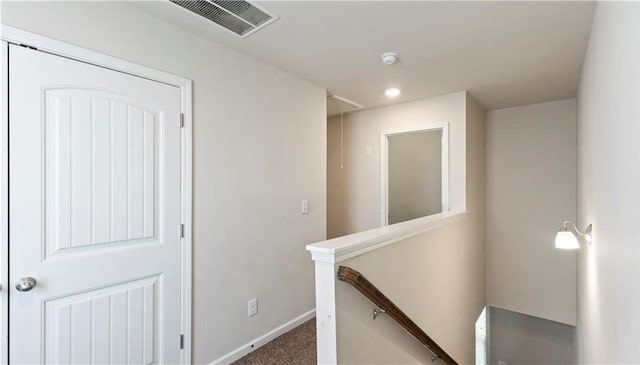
[555,221,592,249]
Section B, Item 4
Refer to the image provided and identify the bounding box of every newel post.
[307,249,338,364]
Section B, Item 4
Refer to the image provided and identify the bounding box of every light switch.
[248,298,258,317]
[365,145,372,156]
[301,200,309,214]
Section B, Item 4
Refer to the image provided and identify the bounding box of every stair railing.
[337,266,459,365]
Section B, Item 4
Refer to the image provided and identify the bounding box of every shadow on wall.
[489,307,575,365]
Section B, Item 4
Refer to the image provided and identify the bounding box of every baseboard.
[210,308,316,365]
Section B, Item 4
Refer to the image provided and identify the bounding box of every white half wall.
[0,2,326,362]
[335,217,484,365]
[486,99,577,325]
[576,2,640,362]
[313,92,486,364]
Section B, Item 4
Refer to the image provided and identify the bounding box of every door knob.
[15,277,37,292]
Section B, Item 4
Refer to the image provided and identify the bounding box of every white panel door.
[1,40,9,365]
[9,45,182,364]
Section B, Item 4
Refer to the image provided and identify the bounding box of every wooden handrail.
[337,266,459,365]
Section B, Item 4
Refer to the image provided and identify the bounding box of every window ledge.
[307,210,468,264]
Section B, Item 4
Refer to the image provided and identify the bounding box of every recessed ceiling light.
[385,88,401,97]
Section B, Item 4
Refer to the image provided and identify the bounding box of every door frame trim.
[1,39,8,365]
[0,25,194,364]
[380,123,450,227]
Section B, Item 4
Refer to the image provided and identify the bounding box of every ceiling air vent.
[170,0,278,38]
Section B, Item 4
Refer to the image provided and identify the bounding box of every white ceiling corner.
[132,1,596,115]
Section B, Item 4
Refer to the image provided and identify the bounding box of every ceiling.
[134,1,596,115]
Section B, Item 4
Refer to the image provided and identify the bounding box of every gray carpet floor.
[231,318,316,365]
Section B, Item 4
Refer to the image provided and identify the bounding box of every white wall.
[576,2,640,362]
[336,218,484,364]
[489,307,575,365]
[466,93,486,248]
[327,91,466,238]
[0,2,326,363]
[486,99,577,325]
[388,130,443,224]
[331,93,485,364]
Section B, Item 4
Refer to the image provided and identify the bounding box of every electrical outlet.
[248,298,258,317]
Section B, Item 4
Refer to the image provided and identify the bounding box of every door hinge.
[180,334,184,349]
[19,43,38,50]
[180,113,184,128]
[180,224,184,238]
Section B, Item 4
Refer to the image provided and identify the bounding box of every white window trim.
[379,123,450,227]
[0,25,194,364]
